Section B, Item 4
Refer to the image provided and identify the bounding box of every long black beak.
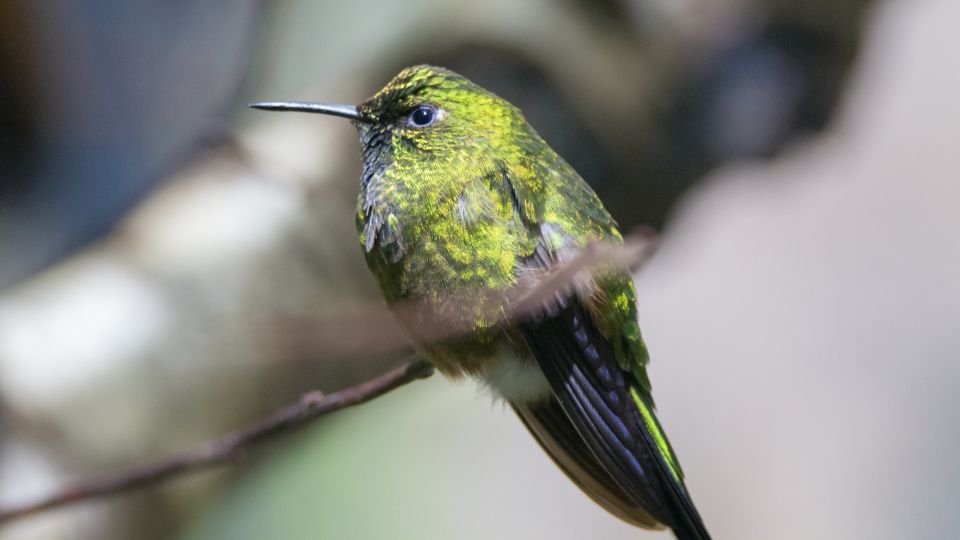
[248,101,362,121]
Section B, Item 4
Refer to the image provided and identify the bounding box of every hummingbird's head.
[251,65,539,187]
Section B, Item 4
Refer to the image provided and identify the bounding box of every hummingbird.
[251,65,711,539]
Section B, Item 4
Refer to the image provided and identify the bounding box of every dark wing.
[493,138,709,537]
[520,296,711,540]
[513,398,664,529]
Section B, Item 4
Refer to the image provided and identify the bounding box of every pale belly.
[476,345,552,404]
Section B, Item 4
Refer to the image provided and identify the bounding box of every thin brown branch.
[509,230,658,318]
[0,230,658,527]
[0,359,434,525]
[266,232,657,361]
[324,232,658,348]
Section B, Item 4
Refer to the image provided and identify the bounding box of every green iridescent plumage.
[253,65,710,540]
[355,67,640,370]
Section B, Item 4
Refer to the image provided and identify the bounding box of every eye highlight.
[407,105,437,128]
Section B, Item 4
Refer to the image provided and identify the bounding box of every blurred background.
[0,0,958,538]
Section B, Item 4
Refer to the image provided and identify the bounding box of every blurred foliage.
[0,1,262,288]
[0,0,874,289]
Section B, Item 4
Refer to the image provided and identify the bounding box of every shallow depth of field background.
[1,1,958,539]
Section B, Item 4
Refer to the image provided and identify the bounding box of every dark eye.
[408,105,437,128]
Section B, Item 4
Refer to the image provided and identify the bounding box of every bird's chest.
[357,177,529,303]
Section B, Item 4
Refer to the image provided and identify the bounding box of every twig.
[0,359,434,525]
[509,231,658,318]
[265,233,657,361]
[372,232,658,346]
[0,230,658,526]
